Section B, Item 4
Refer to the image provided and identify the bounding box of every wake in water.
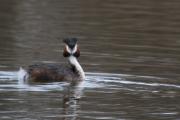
[0,69,179,92]
[17,67,28,85]
[0,71,17,80]
[0,68,84,94]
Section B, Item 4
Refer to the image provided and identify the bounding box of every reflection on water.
[0,71,180,119]
[0,70,84,120]
[0,0,180,119]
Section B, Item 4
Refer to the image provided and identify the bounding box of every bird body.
[20,38,85,83]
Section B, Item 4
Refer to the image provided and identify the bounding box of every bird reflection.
[62,81,85,120]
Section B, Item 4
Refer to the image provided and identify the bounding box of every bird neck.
[68,56,85,80]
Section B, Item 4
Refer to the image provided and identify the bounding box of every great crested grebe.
[23,38,85,83]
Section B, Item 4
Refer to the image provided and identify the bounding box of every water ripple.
[0,71,179,92]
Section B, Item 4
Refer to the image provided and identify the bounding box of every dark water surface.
[0,0,180,119]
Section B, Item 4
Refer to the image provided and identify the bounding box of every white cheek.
[66,45,71,53]
[72,44,77,54]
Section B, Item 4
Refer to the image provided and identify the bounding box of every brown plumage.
[28,63,80,83]
[25,38,85,83]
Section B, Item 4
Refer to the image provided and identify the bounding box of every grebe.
[25,38,85,83]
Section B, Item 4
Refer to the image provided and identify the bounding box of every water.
[0,0,180,119]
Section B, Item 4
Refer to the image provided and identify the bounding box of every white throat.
[68,56,85,80]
